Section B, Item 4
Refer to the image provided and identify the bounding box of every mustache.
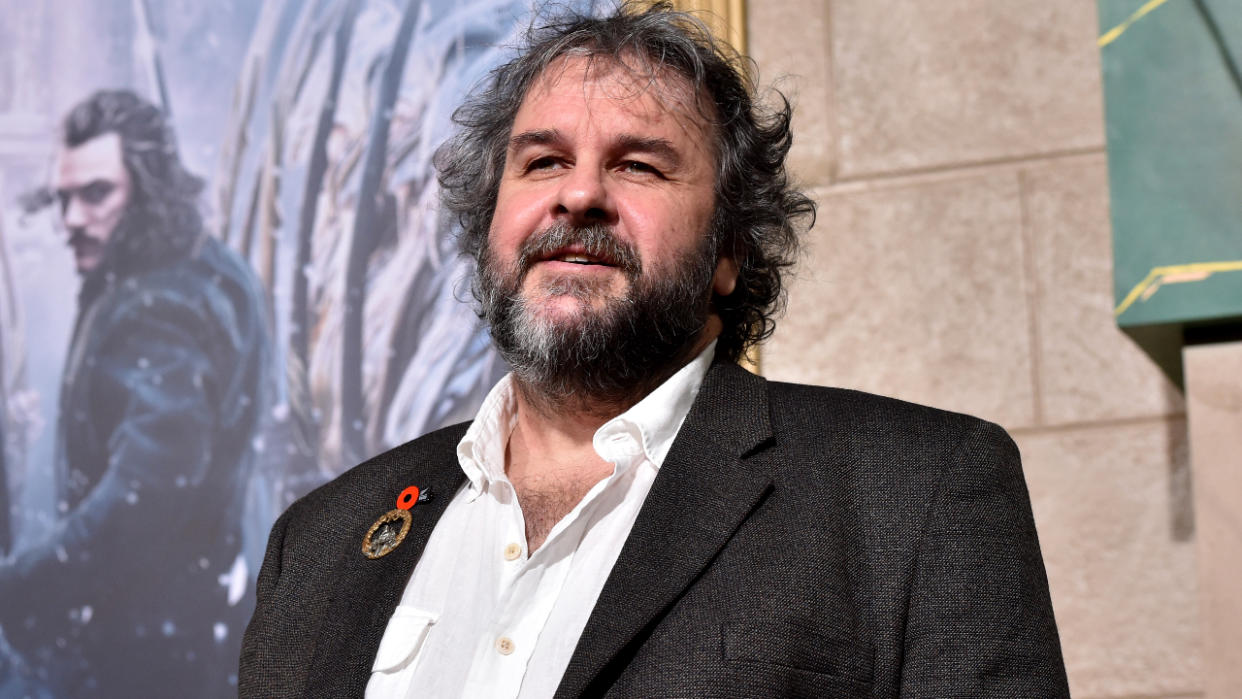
[67,228,104,250]
[515,222,641,278]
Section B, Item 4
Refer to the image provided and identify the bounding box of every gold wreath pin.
[362,485,432,559]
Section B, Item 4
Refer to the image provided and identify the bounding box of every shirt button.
[496,636,515,655]
[503,543,522,561]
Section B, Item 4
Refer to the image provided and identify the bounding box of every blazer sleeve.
[0,304,218,639]
[899,420,1071,697]
[238,502,292,696]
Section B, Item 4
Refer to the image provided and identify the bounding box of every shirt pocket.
[371,606,439,674]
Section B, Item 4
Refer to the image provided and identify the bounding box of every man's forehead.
[55,132,125,186]
[520,54,713,134]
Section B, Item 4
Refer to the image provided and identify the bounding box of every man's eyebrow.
[508,131,683,166]
[508,129,563,152]
[55,179,115,197]
[613,135,681,167]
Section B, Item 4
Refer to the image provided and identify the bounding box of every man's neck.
[504,380,618,495]
[505,394,614,552]
[502,331,718,551]
[506,328,719,462]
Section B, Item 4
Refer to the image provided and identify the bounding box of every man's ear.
[713,257,738,296]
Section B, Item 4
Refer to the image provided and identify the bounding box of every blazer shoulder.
[758,381,1023,510]
[282,421,471,522]
[764,380,1004,445]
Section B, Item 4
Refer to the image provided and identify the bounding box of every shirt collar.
[456,373,518,498]
[594,340,715,469]
[456,340,717,496]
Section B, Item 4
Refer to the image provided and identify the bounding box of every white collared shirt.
[365,342,716,699]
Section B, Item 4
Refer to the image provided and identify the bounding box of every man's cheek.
[98,204,128,236]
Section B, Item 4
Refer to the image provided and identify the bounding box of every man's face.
[490,55,736,327]
[479,55,739,401]
[53,132,132,274]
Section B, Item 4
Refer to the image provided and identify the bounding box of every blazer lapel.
[555,363,774,699]
[303,432,467,696]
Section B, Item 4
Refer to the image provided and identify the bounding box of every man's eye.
[526,157,561,171]
[621,161,661,177]
[80,181,116,204]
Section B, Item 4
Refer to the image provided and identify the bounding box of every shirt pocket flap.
[372,607,438,673]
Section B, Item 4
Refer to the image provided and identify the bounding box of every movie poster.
[0,0,594,694]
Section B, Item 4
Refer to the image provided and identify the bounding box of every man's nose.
[63,196,88,229]
[553,166,616,225]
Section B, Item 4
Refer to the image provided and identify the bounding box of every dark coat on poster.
[240,361,1070,698]
[0,235,269,698]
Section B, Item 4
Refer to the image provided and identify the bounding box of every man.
[242,4,1069,697]
[0,90,270,697]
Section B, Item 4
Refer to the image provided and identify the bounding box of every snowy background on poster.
[0,0,591,694]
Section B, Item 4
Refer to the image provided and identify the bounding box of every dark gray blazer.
[240,362,1069,698]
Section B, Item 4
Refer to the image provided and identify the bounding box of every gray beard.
[477,222,716,415]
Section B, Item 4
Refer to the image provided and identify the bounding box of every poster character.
[0,89,270,698]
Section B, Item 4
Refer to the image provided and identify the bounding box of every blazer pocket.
[721,619,874,684]
[371,606,438,674]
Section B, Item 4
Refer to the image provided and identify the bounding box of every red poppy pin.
[362,485,432,559]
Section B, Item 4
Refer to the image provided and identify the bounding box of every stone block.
[764,172,1036,429]
[828,0,1104,178]
[1017,420,1202,698]
[1184,341,1242,699]
[1024,158,1183,424]
[748,0,834,186]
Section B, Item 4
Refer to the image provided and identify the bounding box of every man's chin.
[524,292,609,321]
[69,241,105,275]
[74,257,101,275]
[524,271,621,300]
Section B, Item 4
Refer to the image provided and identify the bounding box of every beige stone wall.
[748,1,1201,696]
[1184,342,1242,699]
